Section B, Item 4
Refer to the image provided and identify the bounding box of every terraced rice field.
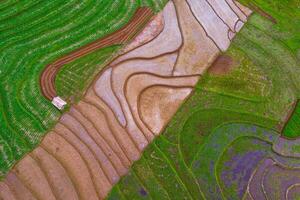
[106,1,300,199]
[0,0,300,199]
[0,0,166,178]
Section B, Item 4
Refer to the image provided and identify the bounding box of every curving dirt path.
[1,1,252,199]
[40,7,154,101]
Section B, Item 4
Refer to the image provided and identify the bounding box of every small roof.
[52,96,67,110]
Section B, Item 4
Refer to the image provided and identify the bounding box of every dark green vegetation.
[239,0,300,54]
[283,101,300,138]
[107,1,300,199]
[140,0,167,12]
[0,0,167,179]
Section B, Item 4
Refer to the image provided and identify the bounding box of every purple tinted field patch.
[248,158,275,200]
[217,137,270,199]
[274,137,300,158]
[263,164,300,199]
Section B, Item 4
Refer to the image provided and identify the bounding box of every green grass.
[283,101,300,138]
[107,1,300,197]
[238,0,300,54]
[0,0,167,179]
[140,0,168,12]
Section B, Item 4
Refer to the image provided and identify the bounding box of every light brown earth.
[139,86,193,134]
[172,0,220,75]
[0,1,252,199]
[110,1,182,66]
[225,0,248,22]
[121,13,165,54]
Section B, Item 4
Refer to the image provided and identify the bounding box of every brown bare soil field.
[139,86,192,134]
[225,0,248,22]
[121,13,164,55]
[40,7,154,100]
[207,54,235,75]
[172,0,219,75]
